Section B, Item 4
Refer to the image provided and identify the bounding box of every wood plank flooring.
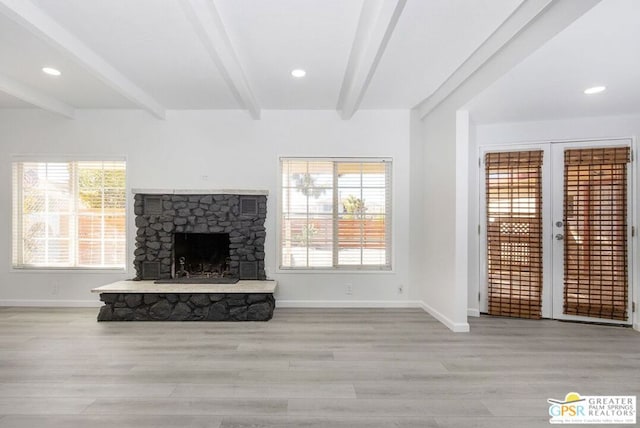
[0,307,638,427]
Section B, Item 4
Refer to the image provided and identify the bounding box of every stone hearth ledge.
[92,280,277,322]
[91,280,276,294]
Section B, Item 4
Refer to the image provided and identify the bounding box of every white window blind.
[280,158,392,270]
[12,160,126,269]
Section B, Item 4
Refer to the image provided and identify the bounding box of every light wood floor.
[0,307,638,428]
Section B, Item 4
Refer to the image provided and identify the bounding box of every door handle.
[555,234,564,241]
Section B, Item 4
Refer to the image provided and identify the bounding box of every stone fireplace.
[133,190,268,281]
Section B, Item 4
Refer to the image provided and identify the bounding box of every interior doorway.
[480,139,633,324]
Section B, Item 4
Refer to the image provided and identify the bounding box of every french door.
[481,139,633,324]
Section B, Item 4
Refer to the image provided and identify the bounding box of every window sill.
[10,267,127,274]
[275,268,395,275]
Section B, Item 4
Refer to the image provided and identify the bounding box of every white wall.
[472,113,640,329]
[408,110,425,302]
[475,114,640,145]
[0,109,412,306]
[467,116,480,316]
[412,106,470,332]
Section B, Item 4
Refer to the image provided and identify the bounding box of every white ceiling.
[0,10,135,108]
[3,0,631,122]
[216,0,364,109]
[0,91,31,108]
[361,0,521,108]
[468,0,640,124]
[0,0,524,117]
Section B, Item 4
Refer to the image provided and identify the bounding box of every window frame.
[278,156,392,272]
[11,155,128,272]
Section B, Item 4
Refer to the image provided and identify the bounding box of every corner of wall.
[467,113,481,316]
[414,106,469,329]
[408,109,426,300]
[418,300,470,332]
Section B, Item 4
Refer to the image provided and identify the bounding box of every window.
[280,158,391,270]
[12,160,126,269]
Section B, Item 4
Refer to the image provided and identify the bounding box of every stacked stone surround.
[97,293,275,321]
[133,192,267,280]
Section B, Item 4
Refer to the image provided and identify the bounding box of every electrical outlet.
[52,281,59,296]
[398,284,404,294]
[201,175,209,181]
[345,282,353,295]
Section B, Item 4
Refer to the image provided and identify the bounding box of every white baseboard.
[277,300,421,308]
[0,299,101,307]
[417,300,470,332]
[467,308,480,317]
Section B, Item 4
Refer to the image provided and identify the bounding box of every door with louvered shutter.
[551,142,632,324]
[481,140,633,324]
[484,150,545,319]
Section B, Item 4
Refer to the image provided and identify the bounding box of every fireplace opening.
[173,233,231,279]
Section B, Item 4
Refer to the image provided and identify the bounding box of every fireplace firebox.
[173,232,230,278]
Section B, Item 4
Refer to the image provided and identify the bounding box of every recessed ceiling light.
[291,69,306,78]
[42,67,61,76]
[584,85,606,95]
